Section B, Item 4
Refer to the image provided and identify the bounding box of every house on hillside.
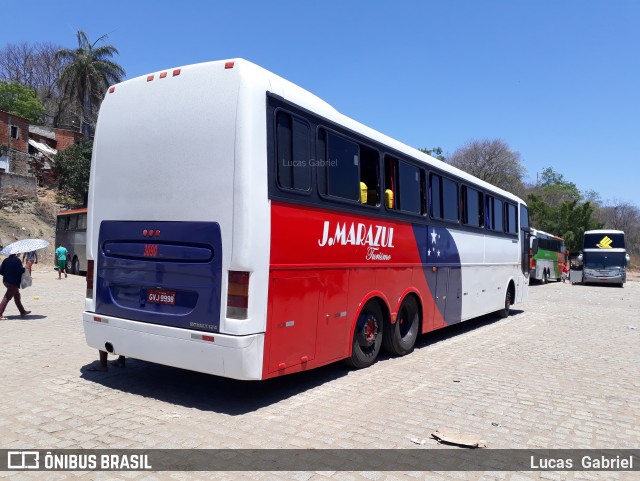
[0,109,83,203]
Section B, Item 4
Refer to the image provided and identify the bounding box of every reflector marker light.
[160,72,167,79]
[147,75,154,82]
[225,62,235,69]
[155,230,160,237]
[143,230,148,236]
[108,86,115,93]
[202,335,215,342]
[173,69,181,76]
[93,316,101,322]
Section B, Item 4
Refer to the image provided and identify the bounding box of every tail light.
[86,260,94,299]
[226,271,249,319]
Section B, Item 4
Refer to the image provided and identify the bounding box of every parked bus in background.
[580,229,629,287]
[83,59,531,381]
[55,207,87,275]
[529,228,566,283]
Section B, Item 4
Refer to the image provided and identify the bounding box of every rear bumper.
[83,312,265,380]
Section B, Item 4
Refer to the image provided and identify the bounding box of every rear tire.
[66,257,72,273]
[72,257,80,275]
[542,270,548,284]
[383,296,419,356]
[344,302,383,369]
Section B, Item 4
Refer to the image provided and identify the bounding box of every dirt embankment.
[0,189,61,266]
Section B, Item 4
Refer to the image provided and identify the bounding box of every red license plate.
[147,289,176,305]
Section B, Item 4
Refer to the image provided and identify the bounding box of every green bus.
[529,228,566,283]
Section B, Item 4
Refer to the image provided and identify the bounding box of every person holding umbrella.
[0,253,31,320]
[0,239,49,319]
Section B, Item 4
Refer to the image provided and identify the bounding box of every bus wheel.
[498,289,512,318]
[383,296,419,356]
[72,257,80,275]
[345,302,383,369]
[66,257,73,273]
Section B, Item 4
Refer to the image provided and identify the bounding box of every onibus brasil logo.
[596,236,613,249]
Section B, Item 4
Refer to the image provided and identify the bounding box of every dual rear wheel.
[345,296,420,369]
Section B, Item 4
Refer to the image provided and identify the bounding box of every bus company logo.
[596,236,613,249]
[318,221,394,261]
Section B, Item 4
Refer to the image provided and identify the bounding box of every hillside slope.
[0,190,59,266]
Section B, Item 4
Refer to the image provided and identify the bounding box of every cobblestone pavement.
[0,269,638,480]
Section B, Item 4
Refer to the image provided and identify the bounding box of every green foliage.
[55,141,92,205]
[56,31,125,138]
[528,194,603,252]
[0,81,45,123]
[420,146,446,161]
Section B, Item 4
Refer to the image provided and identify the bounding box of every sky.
[3,0,639,207]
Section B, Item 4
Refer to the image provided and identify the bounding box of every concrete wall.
[0,172,37,204]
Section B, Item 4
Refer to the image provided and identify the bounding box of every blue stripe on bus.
[412,224,462,325]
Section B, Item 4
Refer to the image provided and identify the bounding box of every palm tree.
[56,30,125,138]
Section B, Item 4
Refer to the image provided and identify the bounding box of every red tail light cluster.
[226,271,249,320]
[86,259,94,299]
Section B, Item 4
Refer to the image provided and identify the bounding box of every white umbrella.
[1,238,50,255]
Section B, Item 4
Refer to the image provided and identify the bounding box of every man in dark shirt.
[0,254,31,320]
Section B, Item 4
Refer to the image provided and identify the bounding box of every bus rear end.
[83,60,270,380]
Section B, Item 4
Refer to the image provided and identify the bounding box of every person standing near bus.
[0,253,31,320]
[22,250,37,274]
[55,243,68,279]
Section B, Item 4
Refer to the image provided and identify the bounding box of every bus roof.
[58,207,87,216]
[109,58,526,206]
[584,229,625,235]
[530,228,564,240]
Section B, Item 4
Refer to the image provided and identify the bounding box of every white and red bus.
[83,59,530,380]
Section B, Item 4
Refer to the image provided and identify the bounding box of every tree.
[55,141,92,205]
[0,42,70,127]
[528,194,603,252]
[420,146,446,161]
[533,166,581,207]
[0,81,45,123]
[448,139,526,194]
[56,31,125,138]
[597,200,640,261]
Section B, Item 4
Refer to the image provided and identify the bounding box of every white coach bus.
[83,59,530,380]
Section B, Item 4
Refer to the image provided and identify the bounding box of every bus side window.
[461,185,482,228]
[68,215,78,231]
[384,155,396,209]
[397,161,422,214]
[505,203,517,234]
[359,144,379,206]
[276,111,311,192]
[430,173,442,219]
[325,132,360,201]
